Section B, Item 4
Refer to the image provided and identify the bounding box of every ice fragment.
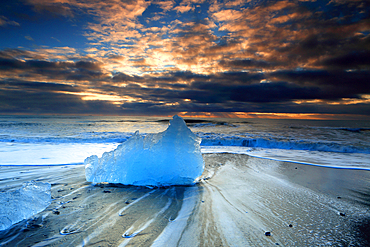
[0,181,51,231]
[84,115,204,186]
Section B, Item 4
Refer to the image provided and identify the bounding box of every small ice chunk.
[0,181,51,231]
[84,115,205,186]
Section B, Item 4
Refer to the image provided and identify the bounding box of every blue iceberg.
[0,181,51,231]
[84,115,204,186]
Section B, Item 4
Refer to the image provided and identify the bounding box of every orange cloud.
[173,5,193,13]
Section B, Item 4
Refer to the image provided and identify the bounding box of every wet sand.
[0,153,369,246]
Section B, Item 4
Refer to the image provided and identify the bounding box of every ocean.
[1,115,370,246]
[0,115,369,169]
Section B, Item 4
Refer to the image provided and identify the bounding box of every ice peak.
[84,115,204,187]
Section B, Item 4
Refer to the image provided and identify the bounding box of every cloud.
[1,67,370,116]
[212,9,244,22]
[219,59,277,70]
[20,0,370,76]
[51,37,61,42]
[0,54,106,83]
[318,51,370,70]
[154,0,176,12]
[269,70,370,99]
[0,87,120,114]
[188,81,321,103]
[2,44,368,115]
[0,77,124,115]
[25,0,75,17]
[0,16,20,27]
[25,36,34,41]
[1,0,369,117]
[173,5,193,13]
[0,58,91,72]
[0,79,80,93]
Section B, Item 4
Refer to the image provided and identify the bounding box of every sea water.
[0,115,369,169]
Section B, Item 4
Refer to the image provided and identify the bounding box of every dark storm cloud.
[0,83,118,114]
[319,51,370,70]
[89,68,368,107]
[0,56,105,81]
[0,49,44,60]
[155,71,264,85]
[0,79,80,93]
[269,70,370,99]
[211,72,264,84]
[104,71,266,103]
[111,72,146,83]
[99,72,314,104]
[75,61,101,70]
[169,71,211,81]
[278,29,370,69]
[190,81,321,103]
[0,58,102,72]
[0,77,119,115]
[116,98,370,116]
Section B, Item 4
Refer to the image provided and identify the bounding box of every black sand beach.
[1,153,369,246]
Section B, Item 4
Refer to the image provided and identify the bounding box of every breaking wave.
[200,136,370,154]
[2,132,368,154]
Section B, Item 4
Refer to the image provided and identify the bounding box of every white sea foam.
[0,142,118,166]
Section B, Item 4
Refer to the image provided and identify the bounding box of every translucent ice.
[0,181,51,231]
[84,115,204,186]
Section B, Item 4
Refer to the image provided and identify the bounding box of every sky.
[0,0,369,119]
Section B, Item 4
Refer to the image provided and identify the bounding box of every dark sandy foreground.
[0,153,369,246]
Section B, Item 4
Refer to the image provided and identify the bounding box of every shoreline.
[1,153,369,246]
